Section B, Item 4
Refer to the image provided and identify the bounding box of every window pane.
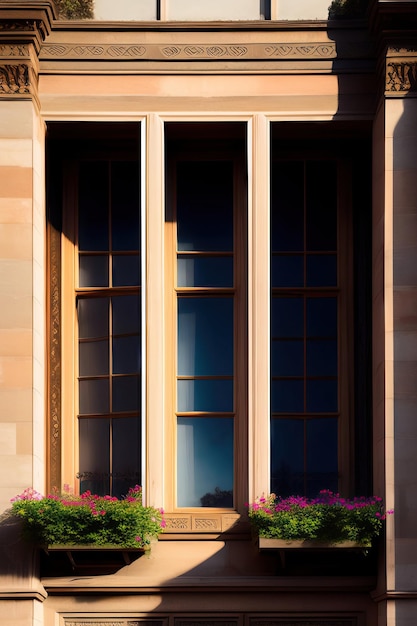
[177,161,233,252]
[112,254,140,287]
[306,254,337,287]
[271,379,304,413]
[306,161,337,251]
[79,418,110,494]
[271,419,304,497]
[112,375,140,413]
[177,417,233,507]
[271,161,304,252]
[306,297,337,337]
[306,380,338,413]
[112,295,140,335]
[271,255,304,288]
[79,255,109,288]
[271,297,303,338]
[177,255,233,287]
[78,298,109,339]
[111,161,140,251]
[178,297,233,376]
[79,339,109,377]
[113,335,141,375]
[306,339,337,377]
[79,379,109,414]
[78,161,109,251]
[177,379,233,412]
[306,418,338,496]
[271,340,304,377]
[112,417,141,498]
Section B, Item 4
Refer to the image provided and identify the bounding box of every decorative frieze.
[386,59,417,92]
[0,63,30,93]
[40,41,336,62]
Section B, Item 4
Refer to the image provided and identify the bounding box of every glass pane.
[177,417,233,507]
[78,298,109,339]
[112,254,140,287]
[79,378,109,414]
[178,297,233,376]
[177,379,233,412]
[271,419,304,497]
[271,161,304,252]
[112,417,141,498]
[79,339,109,377]
[79,255,109,288]
[307,339,337,377]
[177,161,233,252]
[177,255,233,287]
[79,418,110,495]
[112,295,140,335]
[112,376,140,412]
[271,340,304,377]
[113,335,141,375]
[271,379,304,413]
[306,380,338,412]
[271,297,303,338]
[306,254,337,287]
[306,418,338,496]
[271,255,303,288]
[111,161,140,251]
[306,161,337,251]
[78,161,109,251]
[306,297,337,338]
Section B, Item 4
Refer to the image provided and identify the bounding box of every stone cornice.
[0,1,56,53]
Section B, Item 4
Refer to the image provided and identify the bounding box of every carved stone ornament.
[386,59,417,92]
[0,63,30,93]
[0,43,29,57]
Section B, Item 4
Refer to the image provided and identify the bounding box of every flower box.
[41,544,146,576]
[258,538,371,550]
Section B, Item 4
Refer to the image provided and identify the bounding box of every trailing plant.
[248,490,393,546]
[11,485,165,549]
[54,0,94,20]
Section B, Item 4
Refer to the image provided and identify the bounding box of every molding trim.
[386,59,417,92]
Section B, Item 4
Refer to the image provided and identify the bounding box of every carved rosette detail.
[0,64,30,94]
[386,61,417,92]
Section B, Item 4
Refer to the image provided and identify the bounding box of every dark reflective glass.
[177,255,233,287]
[178,297,233,376]
[177,379,233,412]
[306,418,338,475]
[112,375,140,412]
[79,255,109,288]
[306,339,337,377]
[271,379,304,413]
[177,161,233,252]
[306,297,337,337]
[271,255,304,288]
[112,254,140,287]
[112,295,140,336]
[79,418,110,494]
[112,417,141,498]
[306,380,338,412]
[111,161,140,251]
[177,417,233,507]
[79,378,109,414]
[270,418,304,497]
[271,340,304,377]
[79,339,109,377]
[78,161,109,251]
[113,336,141,375]
[271,297,303,338]
[271,161,304,252]
[306,254,337,287]
[78,298,109,340]
[306,161,337,251]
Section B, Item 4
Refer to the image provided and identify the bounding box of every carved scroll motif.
[0,64,30,94]
[386,60,417,92]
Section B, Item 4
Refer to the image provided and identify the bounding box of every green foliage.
[54,0,94,20]
[248,491,393,546]
[328,0,367,20]
[11,486,165,549]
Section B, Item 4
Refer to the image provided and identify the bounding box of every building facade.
[0,1,416,625]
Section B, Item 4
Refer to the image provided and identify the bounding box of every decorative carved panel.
[0,63,30,94]
[386,60,417,92]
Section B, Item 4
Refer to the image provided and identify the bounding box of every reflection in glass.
[79,255,109,288]
[79,379,109,415]
[78,298,109,339]
[111,161,140,251]
[113,255,140,287]
[306,418,338,495]
[271,297,303,338]
[177,255,233,287]
[177,417,233,507]
[79,418,110,494]
[271,255,303,288]
[112,417,141,498]
[271,340,303,377]
[177,379,233,412]
[271,161,304,252]
[271,419,304,497]
[79,339,109,377]
[78,161,109,251]
[271,379,304,413]
[113,336,141,375]
[112,295,140,335]
[112,376,140,413]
